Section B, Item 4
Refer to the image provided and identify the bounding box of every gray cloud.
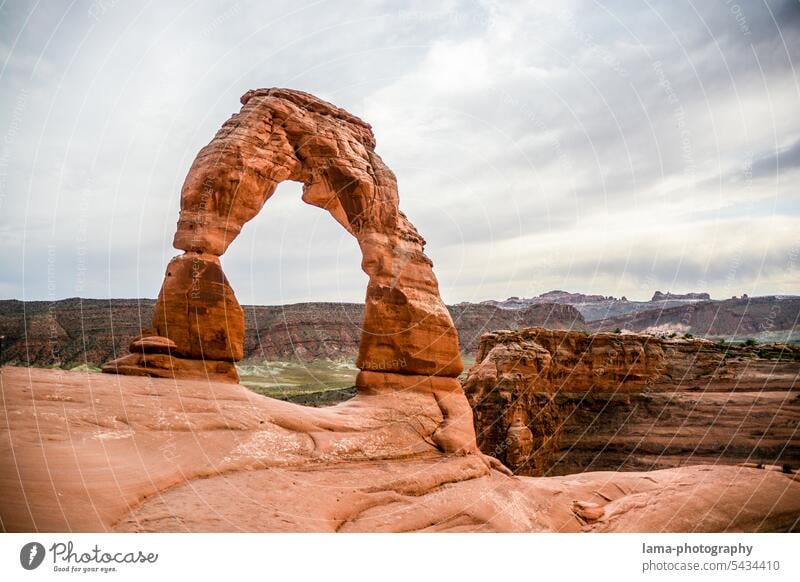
[1,0,799,304]
[752,137,800,178]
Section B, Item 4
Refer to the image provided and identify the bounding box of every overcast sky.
[1,0,799,305]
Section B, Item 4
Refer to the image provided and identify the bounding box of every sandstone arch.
[104,88,462,387]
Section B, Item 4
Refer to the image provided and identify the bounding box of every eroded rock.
[103,88,461,383]
[463,327,800,475]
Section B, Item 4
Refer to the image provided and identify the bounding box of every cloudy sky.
[1,0,799,305]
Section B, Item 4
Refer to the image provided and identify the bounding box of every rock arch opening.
[224,179,366,305]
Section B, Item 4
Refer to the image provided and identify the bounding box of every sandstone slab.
[3,367,798,532]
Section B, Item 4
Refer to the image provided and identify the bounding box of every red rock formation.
[3,367,798,532]
[463,327,800,476]
[103,88,462,384]
[97,89,487,459]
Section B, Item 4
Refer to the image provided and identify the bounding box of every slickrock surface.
[2,367,799,532]
[463,328,800,476]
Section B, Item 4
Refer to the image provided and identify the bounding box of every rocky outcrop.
[3,366,799,532]
[463,328,800,476]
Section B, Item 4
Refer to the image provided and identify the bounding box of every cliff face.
[4,295,797,369]
[462,328,800,476]
[245,302,588,362]
[242,303,365,361]
[0,299,586,367]
[448,303,587,354]
[0,299,155,367]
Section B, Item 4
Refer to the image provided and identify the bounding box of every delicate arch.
[104,88,462,384]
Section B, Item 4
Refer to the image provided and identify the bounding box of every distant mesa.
[539,290,617,302]
[651,290,711,301]
[484,289,714,309]
[589,294,800,337]
[481,290,617,309]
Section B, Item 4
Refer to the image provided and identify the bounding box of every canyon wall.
[0,299,585,367]
[4,294,796,369]
[463,328,800,476]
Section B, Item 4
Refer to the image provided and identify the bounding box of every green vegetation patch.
[237,359,358,400]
